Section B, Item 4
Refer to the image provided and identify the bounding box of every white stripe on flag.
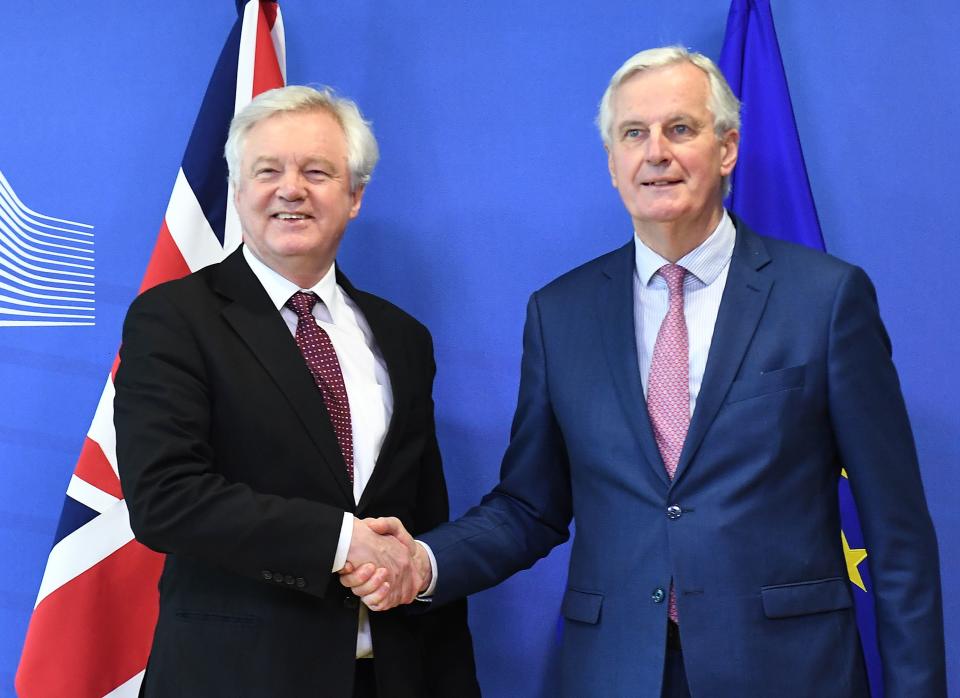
[223,179,243,254]
[104,670,145,698]
[34,500,135,608]
[88,375,119,478]
[166,169,228,271]
[271,11,287,82]
[235,1,259,112]
[66,475,120,515]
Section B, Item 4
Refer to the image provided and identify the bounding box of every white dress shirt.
[633,212,736,415]
[243,245,391,658]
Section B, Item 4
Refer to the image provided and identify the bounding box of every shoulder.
[534,241,633,302]
[124,261,222,321]
[340,278,433,347]
[738,222,870,292]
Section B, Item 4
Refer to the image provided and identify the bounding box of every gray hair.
[225,85,379,192]
[596,47,740,195]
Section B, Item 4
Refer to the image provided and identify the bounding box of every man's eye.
[624,128,645,139]
[255,168,278,176]
[672,124,691,136]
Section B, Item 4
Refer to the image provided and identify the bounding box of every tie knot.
[659,264,686,296]
[286,291,318,319]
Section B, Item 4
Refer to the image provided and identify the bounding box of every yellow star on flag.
[842,531,868,591]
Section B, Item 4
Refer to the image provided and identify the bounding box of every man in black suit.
[114,85,478,698]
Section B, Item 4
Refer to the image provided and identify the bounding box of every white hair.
[596,47,741,195]
[225,85,379,192]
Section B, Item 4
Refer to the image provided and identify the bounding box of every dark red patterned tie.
[647,264,689,623]
[286,291,354,483]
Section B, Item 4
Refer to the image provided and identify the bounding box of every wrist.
[413,540,436,596]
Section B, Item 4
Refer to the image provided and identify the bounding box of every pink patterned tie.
[286,291,354,484]
[646,264,689,623]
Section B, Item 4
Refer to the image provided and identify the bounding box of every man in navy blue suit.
[342,47,946,697]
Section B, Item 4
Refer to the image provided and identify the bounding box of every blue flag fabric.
[718,1,883,696]
[719,0,824,249]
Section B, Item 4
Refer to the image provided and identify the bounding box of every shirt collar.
[242,245,342,323]
[633,210,736,287]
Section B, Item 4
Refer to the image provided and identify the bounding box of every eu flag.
[718,1,883,695]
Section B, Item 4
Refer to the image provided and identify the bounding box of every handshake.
[340,517,431,612]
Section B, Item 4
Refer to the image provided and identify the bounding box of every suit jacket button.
[261,570,273,581]
[666,505,682,520]
[343,595,359,610]
[652,587,666,603]
[296,577,306,588]
[285,575,295,585]
[274,573,285,583]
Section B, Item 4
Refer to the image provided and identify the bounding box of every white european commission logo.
[0,170,95,327]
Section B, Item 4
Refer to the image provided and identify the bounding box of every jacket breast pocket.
[760,577,853,618]
[561,588,604,625]
[725,364,806,404]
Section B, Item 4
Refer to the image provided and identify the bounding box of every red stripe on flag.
[262,0,278,28]
[16,541,164,698]
[138,219,191,294]
[74,437,124,500]
[252,3,284,97]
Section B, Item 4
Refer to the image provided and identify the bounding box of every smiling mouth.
[642,180,682,187]
[272,212,311,220]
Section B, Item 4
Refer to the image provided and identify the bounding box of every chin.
[634,208,686,224]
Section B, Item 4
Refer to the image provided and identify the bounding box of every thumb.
[367,516,408,540]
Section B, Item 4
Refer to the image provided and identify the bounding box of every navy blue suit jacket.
[422,218,945,696]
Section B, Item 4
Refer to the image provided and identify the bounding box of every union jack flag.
[16,3,285,695]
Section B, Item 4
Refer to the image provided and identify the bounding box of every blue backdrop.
[1,2,957,696]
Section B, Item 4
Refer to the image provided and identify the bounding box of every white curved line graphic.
[0,170,96,326]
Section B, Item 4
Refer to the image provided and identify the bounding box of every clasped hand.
[340,517,431,611]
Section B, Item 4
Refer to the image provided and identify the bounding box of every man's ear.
[719,129,739,176]
[606,145,618,188]
[349,184,366,219]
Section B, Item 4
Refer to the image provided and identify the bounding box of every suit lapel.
[673,220,772,483]
[213,249,354,503]
[337,272,412,513]
[598,241,671,485]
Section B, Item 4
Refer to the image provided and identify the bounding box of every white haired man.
[115,85,479,698]
[343,48,946,697]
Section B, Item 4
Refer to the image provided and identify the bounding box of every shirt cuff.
[415,539,438,598]
[332,512,354,573]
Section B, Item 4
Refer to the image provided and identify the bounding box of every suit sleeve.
[826,266,946,695]
[421,292,572,606]
[114,286,345,598]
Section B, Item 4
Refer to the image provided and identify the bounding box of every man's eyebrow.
[250,156,280,168]
[615,113,705,133]
[302,156,338,171]
[615,119,649,132]
[663,113,705,126]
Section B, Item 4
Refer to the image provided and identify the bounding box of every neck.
[244,245,334,290]
[634,206,723,263]
[282,263,333,290]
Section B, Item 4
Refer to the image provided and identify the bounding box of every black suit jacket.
[114,247,479,698]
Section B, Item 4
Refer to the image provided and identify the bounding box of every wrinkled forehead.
[612,62,713,123]
[241,107,346,156]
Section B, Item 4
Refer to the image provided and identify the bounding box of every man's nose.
[276,171,306,199]
[644,127,670,165]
